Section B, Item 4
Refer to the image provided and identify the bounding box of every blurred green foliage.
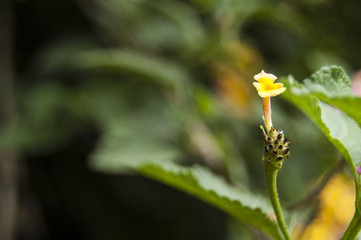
[4,0,361,239]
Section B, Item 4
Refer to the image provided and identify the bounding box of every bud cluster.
[261,127,291,169]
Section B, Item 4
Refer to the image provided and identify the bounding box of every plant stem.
[263,97,272,132]
[265,162,291,240]
[340,211,361,240]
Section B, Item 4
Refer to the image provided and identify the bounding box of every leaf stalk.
[340,210,361,240]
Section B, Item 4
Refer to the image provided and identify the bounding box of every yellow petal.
[253,82,262,90]
[258,87,286,98]
[253,70,286,98]
[274,83,284,88]
[254,70,277,82]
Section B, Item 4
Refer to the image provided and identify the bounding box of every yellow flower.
[253,70,286,98]
[295,174,355,240]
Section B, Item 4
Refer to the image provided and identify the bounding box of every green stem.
[265,162,291,240]
[340,210,361,240]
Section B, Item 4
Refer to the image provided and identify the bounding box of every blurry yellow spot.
[253,70,286,98]
[225,41,264,75]
[214,63,251,115]
[295,174,355,240]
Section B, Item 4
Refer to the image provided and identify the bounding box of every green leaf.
[90,155,283,239]
[282,66,361,238]
[73,50,192,93]
[281,67,361,205]
[291,66,361,128]
[146,0,205,50]
[304,66,352,97]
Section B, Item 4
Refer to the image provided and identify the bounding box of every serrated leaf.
[304,66,352,97]
[90,155,283,239]
[281,71,361,204]
[290,66,361,128]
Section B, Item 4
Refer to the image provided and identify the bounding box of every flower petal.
[258,87,286,98]
[254,70,277,82]
[253,82,262,90]
[253,70,286,98]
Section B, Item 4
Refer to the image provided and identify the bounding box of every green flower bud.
[261,126,291,169]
